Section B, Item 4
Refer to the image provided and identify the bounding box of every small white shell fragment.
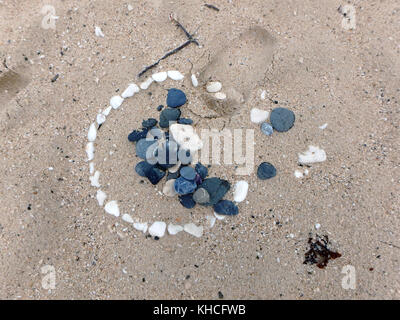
[168,224,183,235]
[250,108,269,124]
[315,223,321,230]
[304,169,309,175]
[233,180,249,203]
[191,74,198,87]
[206,215,216,228]
[96,113,106,125]
[140,77,153,90]
[133,222,148,233]
[88,123,97,142]
[152,71,168,82]
[121,83,139,98]
[319,123,328,130]
[294,170,304,178]
[122,214,134,224]
[168,160,181,173]
[102,106,112,116]
[96,189,107,206]
[298,146,327,164]
[170,124,203,152]
[149,221,167,238]
[163,179,177,197]
[110,95,124,109]
[260,90,267,100]
[214,212,225,220]
[215,92,226,100]
[167,70,184,80]
[206,81,222,93]
[104,200,120,217]
[95,26,104,37]
[89,162,95,174]
[183,223,203,238]
[86,142,94,161]
[90,171,101,187]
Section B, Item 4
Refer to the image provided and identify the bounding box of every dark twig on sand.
[138,15,199,78]
[204,4,220,12]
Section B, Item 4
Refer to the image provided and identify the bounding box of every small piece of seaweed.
[304,234,342,269]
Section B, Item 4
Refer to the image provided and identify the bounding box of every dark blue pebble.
[128,128,148,142]
[157,105,163,111]
[260,122,273,136]
[166,171,180,181]
[135,161,153,177]
[142,118,158,129]
[179,194,196,209]
[257,162,277,180]
[174,177,197,195]
[166,88,187,108]
[178,118,193,125]
[145,166,165,185]
[136,139,157,159]
[194,173,202,185]
[195,163,208,179]
[160,108,181,128]
[213,200,239,216]
[200,177,230,206]
[180,166,196,180]
[270,107,295,132]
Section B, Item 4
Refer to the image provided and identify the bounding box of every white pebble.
[133,222,148,233]
[95,26,104,37]
[298,146,327,164]
[104,200,120,217]
[163,179,177,197]
[206,81,222,93]
[90,171,101,187]
[149,221,167,238]
[122,214,134,224]
[315,223,321,230]
[250,108,269,124]
[319,123,328,130]
[214,212,225,220]
[140,77,153,90]
[184,223,203,238]
[86,142,94,161]
[206,215,216,228]
[96,113,106,125]
[191,74,198,87]
[127,4,133,11]
[260,90,267,100]
[170,124,203,152]
[233,180,249,202]
[294,170,304,178]
[96,189,107,206]
[102,106,112,116]
[152,72,168,82]
[168,224,183,235]
[110,95,124,109]
[88,123,97,142]
[89,162,95,174]
[121,83,139,98]
[215,92,226,100]
[167,70,184,80]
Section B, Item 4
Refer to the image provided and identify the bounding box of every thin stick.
[204,4,220,12]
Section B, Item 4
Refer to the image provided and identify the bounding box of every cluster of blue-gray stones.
[257,107,295,179]
[128,88,239,216]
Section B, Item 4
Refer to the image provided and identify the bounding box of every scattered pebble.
[177,118,193,125]
[193,188,210,204]
[133,222,148,233]
[163,179,177,197]
[142,118,158,128]
[250,108,269,124]
[195,163,208,179]
[180,166,196,180]
[168,224,183,235]
[88,123,97,142]
[86,142,94,161]
[167,70,184,81]
[174,177,197,195]
[89,162,95,174]
[270,107,295,132]
[183,223,203,238]
[121,83,139,98]
[95,26,104,37]
[145,166,166,185]
[170,124,203,152]
[257,162,277,180]
[315,223,321,230]
[135,161,153,177]
[149,221,167,238]
[96,113,106,125]
[206,215,216,228]
[215,92,226,100]
[298,146,327,164]
[104,200,120,217]
[122,214,134,224]
[140,77,153,90]
[233,180,248,203]
[159,108,181,128]
[179,194,196,209]
[152,71,168,82]
[90,171,101,187]
[200,177,230,206]
[135,139,157,159]
[260,90,267,100]
[213,200,239,215]
[191,74,198,87]
[260,122,273,136]
[206,81,222,93]
[102,106,112,116]
[166,88,187,108]
[319,123,328,130]
[96,189,107,206]
[110,95,124,109]
[128,128,149,142]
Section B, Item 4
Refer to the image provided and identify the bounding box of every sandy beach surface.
[0,0,399,299]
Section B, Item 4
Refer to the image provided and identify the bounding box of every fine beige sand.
[0,0,399,299]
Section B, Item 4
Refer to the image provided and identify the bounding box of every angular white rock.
[122,214,134,224]
[206,215,216,228]
[121,83,139,98]
[90,171,101,187]
[233,180,248,202]
[95,26,104,37]
[96,113,106,125]
[88,123,97,142]
[298,146,327,164]
[104,200,120,217]
[191,74,198,87]
[86,142,94,161]
[152,72,168,82]
[260,90,267,100]
[170,124,203,152]
[206,81,222,93]
[215,92,226,100]
[163,179,177,197]
[110,95,124,109]
[294,170,304,178]
[102,106,112,116]
[250,108,269,124]
[140,77,153,90]
[167,70,184,80]
[149,221,167,238]
[96,189,107,206]
[319,123,328,130]
[89,162,95,174]
[184,223,203,238]
[133,222,148,233]
[168,224,183,235]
